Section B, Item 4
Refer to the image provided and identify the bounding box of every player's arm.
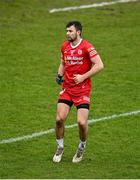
[56,60,64,85]
[58,61,64,76]
[74,54,104,84]
[83,54,104,79]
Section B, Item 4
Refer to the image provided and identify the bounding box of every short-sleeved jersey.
[61,39,98,95]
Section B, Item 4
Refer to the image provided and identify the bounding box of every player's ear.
[77,30,81,36]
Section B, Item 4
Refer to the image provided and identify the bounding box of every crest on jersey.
[78,49,83,55]
[70,50,75,55]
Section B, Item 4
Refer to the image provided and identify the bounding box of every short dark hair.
[66,21,82,35]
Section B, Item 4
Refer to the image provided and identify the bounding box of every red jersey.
[61,39,98,95]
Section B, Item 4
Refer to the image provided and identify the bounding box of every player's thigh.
[56,103,71,121]
[77,108,89,125]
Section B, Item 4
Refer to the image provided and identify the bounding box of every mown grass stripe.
[49,0,138,13]
[0,110,140,144]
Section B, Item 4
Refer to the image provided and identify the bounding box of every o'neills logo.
[66,56,83,61]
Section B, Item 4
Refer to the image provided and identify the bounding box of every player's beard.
[67,34,77,42]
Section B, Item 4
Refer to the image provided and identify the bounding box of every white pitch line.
[0,110,140,145]
[49,0,138,13]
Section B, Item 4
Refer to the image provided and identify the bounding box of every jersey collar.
[70,38,83,49]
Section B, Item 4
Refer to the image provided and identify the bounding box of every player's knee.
[56,114,65,123]
[56,115,65,128]
[78,120,87,127]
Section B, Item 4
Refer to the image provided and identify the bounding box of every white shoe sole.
[53,151,63,163]
[72,154,83,163]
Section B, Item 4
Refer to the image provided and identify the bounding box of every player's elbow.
[99,61,104,71]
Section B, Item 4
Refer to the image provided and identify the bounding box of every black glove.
[56,74,63,85]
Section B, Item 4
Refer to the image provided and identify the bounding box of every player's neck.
[70,38,82,48]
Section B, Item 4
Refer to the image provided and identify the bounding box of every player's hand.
[73,74,85,84]
[56,74,63,85]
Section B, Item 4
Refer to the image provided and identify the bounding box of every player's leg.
[77,106,89,142]
[53,100,73,163]
[55,101,72,140]
[72,104,89,163]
